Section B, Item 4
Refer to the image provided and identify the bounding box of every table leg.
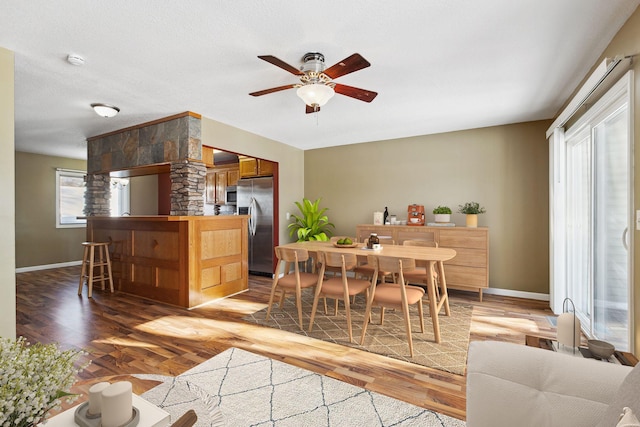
[427,261,440,344]
[437,261,451,316]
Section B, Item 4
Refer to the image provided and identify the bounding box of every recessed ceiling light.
[67,54,85,66]
[91,103,120,118]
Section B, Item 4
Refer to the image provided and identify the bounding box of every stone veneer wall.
[84,173,111,216]
[85,113,204,215]
[170,161,206,216]
[87,114,202,173]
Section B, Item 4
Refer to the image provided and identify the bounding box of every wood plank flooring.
[15,266,555,420]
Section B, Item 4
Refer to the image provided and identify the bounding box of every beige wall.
[305,120,551,294]
[15,152,87,268]
[590,6,640,355]
[200,117,305,246]
[0,47,15,338]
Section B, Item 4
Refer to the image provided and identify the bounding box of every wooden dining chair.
[354,236,395,282]
[401,239,450,324]
[324,236,358,276]
[309,251,372,342]
[402,239,440,295]
[360,255,426,357]
[266,246,321,330]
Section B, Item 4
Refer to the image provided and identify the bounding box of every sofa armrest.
[466,341,631,427]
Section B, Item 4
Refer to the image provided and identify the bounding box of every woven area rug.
[139,347,466,426]
[243,289,472,375]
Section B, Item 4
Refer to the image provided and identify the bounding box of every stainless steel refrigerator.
[237,176,274,276]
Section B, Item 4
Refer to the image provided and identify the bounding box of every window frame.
[55,168,87,228]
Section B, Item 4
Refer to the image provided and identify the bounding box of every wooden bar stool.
[78,242,114,298]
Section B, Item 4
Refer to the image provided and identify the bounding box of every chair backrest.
[375,255,416,276]
[274,246,312,275]
[321,251,358,270]
[275,246,309,263]
[403,239,438,248]
[362,236,395,245]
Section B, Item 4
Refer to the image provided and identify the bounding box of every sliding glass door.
[563,74,632,351]
[592,105,630,349]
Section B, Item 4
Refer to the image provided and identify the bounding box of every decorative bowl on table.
[587,339,615,359]
[332,241,359,248]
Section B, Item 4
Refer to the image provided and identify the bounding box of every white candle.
[101,381,133,427]
[87,381,110,416]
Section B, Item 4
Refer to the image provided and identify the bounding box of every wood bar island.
[85,215,249,308]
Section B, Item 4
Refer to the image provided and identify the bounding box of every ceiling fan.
[249,52,378,113]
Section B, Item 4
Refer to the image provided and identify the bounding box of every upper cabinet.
[202,145,214,167]
[239,156,275,178]
[227,169,239,186]
[206,164,239,204]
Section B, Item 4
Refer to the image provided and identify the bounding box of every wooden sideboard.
[356,224,489,301]
[86,215,249,308]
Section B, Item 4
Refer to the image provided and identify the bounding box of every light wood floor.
[15,266,555,420]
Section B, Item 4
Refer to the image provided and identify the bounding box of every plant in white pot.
[432,206,452,223]
[457,202,486,228]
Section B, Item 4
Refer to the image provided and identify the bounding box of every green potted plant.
[432,206,452,223]
[457,202,486,228]
[288,198,335,241]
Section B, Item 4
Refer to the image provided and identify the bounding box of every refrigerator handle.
[249,197,257,236]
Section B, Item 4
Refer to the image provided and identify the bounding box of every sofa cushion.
[598,362,640,427]
[467,341,631,427]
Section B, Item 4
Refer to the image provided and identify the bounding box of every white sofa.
[466,341,640,427]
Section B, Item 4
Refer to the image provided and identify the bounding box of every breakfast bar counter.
[85,215,249,308]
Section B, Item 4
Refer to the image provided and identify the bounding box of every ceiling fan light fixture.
[91,103,120,118]
[296,83,334,108]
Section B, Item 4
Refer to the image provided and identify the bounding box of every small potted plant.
[457,202,486,228]
[432,206,452,223]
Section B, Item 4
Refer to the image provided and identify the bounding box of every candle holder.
[73,402,140,427]
[556,297,581,354]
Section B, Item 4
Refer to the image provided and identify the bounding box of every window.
[56,169,86,228]
[110,177,130,216]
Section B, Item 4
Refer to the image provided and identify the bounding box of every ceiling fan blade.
[258,55,304,76]
[305,104,320,114]
[324,53,371,79]
[334,83,378,103]
[249,84,296,97]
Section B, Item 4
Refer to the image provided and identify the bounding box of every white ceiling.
[1,1,638,160]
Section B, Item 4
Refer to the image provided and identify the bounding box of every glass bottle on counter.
[367,233,379,249]
[383,207,389,225]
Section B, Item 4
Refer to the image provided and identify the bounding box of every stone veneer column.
[84,173,111,216]
[170,160,206,216]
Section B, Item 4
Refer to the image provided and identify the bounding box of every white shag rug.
[138,347,466,426]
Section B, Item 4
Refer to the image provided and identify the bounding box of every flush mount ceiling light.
[91,103,120,118]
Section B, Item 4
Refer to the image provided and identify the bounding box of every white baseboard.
[483,287,550,301]
[16,260,82,273]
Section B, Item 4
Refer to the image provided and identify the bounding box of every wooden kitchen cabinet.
[356,224,489,301]
[215,171,227,204]
[227,169,239,186]
[205,165,239,204]
[239,156,275,177]
[205,171,216,204]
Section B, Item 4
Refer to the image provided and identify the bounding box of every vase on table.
[465,214,478,228]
